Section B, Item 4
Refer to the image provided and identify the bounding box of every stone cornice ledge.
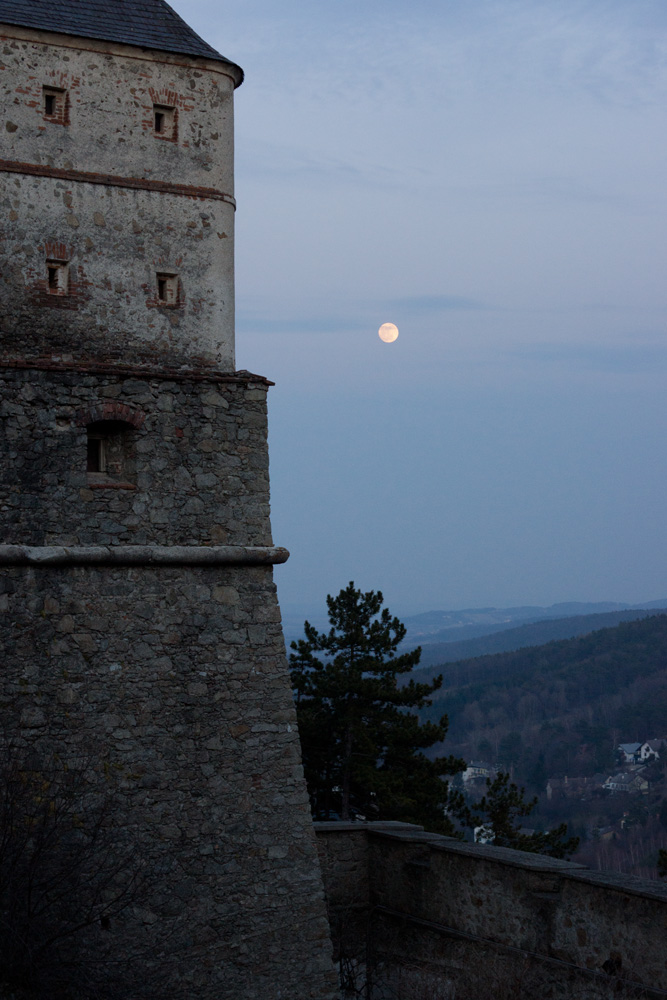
[0,545,289,567]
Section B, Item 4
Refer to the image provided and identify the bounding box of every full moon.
[378,322,399,343]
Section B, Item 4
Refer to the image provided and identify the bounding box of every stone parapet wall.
[315,821,667,999]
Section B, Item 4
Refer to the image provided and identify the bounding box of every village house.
[617,742,642,763]
[638,739,667,761]
[462,760,496,784]
[603,771,649,795]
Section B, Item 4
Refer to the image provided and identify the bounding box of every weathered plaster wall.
[316,822,667,999]
[0,27,235,368]
[0,28,236,188]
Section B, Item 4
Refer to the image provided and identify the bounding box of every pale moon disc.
[378,322,399,343]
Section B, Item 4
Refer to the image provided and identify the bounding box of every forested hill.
[416,614,667,768]
[413,608,667,668]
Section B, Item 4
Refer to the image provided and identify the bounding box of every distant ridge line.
[411,607,667,671]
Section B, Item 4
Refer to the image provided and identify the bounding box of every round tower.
[0,4,339,998]
[0,0,241,370]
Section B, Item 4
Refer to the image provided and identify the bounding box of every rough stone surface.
[315,822,667,999]
[0,364,340,998]
[0,369,272,547]
[1,562,337,998]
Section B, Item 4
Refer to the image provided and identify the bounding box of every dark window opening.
[46,259,68,295]
[156,272,178,306]
[42,86,66,122]
[86,420,137,484]
[153,104,176,140]
[87,435,103,473]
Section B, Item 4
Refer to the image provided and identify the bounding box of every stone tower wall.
[0,364,340,998]
[0,366,272,546]
[0,15,340,999]
[0,26,236,368]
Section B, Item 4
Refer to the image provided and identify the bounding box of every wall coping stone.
[314,821,418,834]
[0,545,289,567]
[316,819,667,893]
[567,867,667,901]
[0,361,274,386]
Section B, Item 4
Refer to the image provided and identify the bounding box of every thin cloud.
[390,295,487,313]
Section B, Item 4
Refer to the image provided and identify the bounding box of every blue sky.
[175,0,667,616]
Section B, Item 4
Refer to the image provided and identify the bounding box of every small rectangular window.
[87,435,105,473]
[46,259,69,295]
[153,104,176,140]
[43,86,66,123]
[156,272,178,306]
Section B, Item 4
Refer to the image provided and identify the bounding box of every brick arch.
[75,402,145,429]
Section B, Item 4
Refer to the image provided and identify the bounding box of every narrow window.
[87,434,105,473]
[156,272,178,306]
[86,421,136,484]
[46,259,69,295]
[42,86,66,123]
[153,104,176,140]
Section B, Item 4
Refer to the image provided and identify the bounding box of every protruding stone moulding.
[156,271,179,307]
[153,103,177,141]
[86,420,137,488]
[46,258,69,296]
[42,85,68,125]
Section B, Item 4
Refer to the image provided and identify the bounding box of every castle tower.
[0,3,338,996]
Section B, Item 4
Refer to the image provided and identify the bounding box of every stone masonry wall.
[0,363,340,998]
[0,367,270,546]
[315,822,667,1000]
[1,561,338,999]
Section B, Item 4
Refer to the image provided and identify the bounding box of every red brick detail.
[42,87,70,127]
[76,402,146,429]
[0,159,235,206]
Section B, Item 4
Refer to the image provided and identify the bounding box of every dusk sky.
[177,0,667,617]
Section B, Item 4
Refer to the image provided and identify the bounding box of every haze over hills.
[400,599,667,646]
[281,598,667,658]
[409,607,667,668]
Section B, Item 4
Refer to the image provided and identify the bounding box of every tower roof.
[0,0,243,84]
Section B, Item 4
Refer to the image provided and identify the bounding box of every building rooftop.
[0,0,243,83]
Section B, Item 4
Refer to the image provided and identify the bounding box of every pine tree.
[471,772,579,859]
[290,582,465,833]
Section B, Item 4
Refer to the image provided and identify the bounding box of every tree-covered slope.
[413,608,667,668]
[417,614,667,774]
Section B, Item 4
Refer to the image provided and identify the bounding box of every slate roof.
[0,0,243,83]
